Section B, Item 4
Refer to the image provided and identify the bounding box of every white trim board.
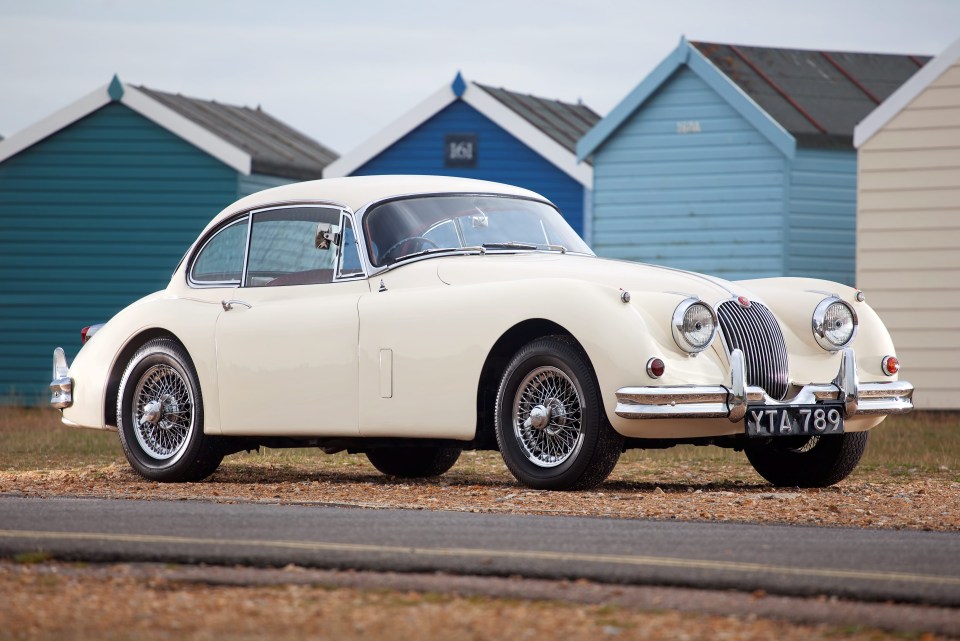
[323,79,592,187]
[323,83,455,179]
[0,80,252,174]
[854,36,960,148]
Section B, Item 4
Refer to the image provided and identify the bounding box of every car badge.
[737,296,751,308]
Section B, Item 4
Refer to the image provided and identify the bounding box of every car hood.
[435,252,749,306]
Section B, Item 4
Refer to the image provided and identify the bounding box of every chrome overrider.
[50,347,73,409]
[615,348,914,421]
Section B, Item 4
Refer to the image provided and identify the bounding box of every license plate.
[745,404,844,438]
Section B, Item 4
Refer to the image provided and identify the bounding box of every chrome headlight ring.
[672,298,719,354]
[812,296,858,351]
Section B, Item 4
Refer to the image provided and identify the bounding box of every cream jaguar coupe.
[51,176,914,490]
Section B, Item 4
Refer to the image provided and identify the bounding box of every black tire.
[744,432,868,488]
[116,338,223,482]
[495,336,623,490]
[365,447,461,478]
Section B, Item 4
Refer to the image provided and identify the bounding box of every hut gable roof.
[0,76,337,179]
[691,41,929,147]
[323,73,597,186]
[578,38,929,159]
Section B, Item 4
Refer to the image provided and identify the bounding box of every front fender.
[61,292,222,433]
[737,277,897,383]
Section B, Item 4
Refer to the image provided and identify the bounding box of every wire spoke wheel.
[132,364,195,462]
[117,338,222,482]
[495,336,623,490]
[512,366,584,468]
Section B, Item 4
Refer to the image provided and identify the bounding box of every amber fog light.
[882,355,900,376]
[646,358,665,379]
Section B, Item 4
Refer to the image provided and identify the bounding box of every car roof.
[216,175,549,222]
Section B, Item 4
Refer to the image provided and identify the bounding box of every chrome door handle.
[221,299,252,311]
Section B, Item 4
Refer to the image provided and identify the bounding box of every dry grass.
[1,407,956,475]
[4,561,943,641]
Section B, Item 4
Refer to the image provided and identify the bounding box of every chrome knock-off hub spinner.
[140,400,163,426]
[525,405,551,430]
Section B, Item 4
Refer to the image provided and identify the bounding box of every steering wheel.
[380,236,439,263]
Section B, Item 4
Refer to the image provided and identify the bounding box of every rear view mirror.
[315,223,340,250]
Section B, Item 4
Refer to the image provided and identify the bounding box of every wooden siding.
[350,100,586,236]
[237,172,294,198]
[590,67,788,278]
[857,58,960,409]
[787,148,857,285]
[0,103,240,404]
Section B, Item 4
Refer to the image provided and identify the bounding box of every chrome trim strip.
[614,347,913,421]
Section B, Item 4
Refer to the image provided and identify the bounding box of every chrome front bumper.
[50,347,73,409]
[615,348,914,421]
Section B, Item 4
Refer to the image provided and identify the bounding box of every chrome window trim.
[186,199,353,290]
[187,216,249,289]
[354,191,594,274]
[334,211,369,281]
[240,203,367,287]
[671,297,718,354]
[811,296,858,351]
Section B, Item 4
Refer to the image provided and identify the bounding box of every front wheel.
[744,432,868,488]
[495,336,623,490]
[116,338,223,482]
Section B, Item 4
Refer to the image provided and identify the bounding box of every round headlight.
[812,297,857,351]
[672,299,718,354]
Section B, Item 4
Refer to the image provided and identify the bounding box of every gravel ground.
[1,561,954,641]
[3,451,958,639]
[1,452,956,531]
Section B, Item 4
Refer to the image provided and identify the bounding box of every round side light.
[882,355,900,376]
[646,358,665,379]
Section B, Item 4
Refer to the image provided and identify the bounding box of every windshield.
[363,195,592,267]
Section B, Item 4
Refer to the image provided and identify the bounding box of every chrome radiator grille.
[717,301,789,400]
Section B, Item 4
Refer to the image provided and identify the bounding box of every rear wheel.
[116,339,223,482]
[495,336,622,490]
[744,432,868,488]
[365,446,461,478]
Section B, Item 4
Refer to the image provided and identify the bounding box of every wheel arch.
[104,328,191,428]
[474,318,600,449]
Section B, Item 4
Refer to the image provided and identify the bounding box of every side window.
[338,217,364,278]
[190,218,248,285]
[246,207,341,287]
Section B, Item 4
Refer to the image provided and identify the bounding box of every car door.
[214,205,369,436]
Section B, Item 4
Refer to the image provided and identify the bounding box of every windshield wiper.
[482,242,569,253]
[382,245,486,269]
[481,242,538,250]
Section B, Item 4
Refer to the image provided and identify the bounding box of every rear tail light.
[81,323,104,345]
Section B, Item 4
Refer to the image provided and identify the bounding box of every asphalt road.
[1,496,958,607]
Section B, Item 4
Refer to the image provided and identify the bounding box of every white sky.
[1,0,957,154]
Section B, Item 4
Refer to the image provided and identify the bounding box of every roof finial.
[108,74,124,101]
[452,71,467,97]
